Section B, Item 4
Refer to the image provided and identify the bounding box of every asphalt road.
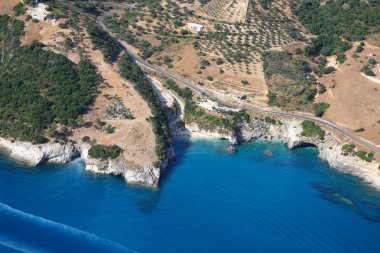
[96,14,380,155]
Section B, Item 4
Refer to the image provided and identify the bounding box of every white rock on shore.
[241,119,380,189]
[177,117,380,189]
[175,122,238,144]
[0,137,175,188]
[1,116,379,189]
[0,138,79,166]
[81,144,175,188]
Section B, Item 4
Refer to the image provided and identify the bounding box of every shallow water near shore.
[0,139,380,252]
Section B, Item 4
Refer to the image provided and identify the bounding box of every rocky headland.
[0,137,175,188]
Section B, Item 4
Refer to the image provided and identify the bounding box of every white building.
[187,23,203,33]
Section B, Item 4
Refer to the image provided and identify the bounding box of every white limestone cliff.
[183,117,380,189]
[0,138,79,165]
[242,119,380,189]
[0,137,175,188]
[81,144,175,188]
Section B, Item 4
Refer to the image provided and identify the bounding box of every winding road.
[91,12,380,154]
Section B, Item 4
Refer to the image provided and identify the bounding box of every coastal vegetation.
[0,15,100,143]
[341,144,374,162]
[165,80,249,133]
[88,144,122,160]
[342,144,356,155]
[361,65,375,77]
[86,22,121,63]
[119,53,171,163]
[295,0,380,56]
[13,2,26,16]
[301,120,325,140]
[264,116,277,125]
[263,51,318,111]
[313,102,330,117]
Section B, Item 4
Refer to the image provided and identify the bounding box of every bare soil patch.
[0,0,19,15]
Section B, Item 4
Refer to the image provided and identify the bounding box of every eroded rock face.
[1,117,379,189]
[0,138,176,188]
[80,144,176,188]
[240,118,380,189]
[182,117,380,189]
[0,138,79,166]
[185,122,238,144]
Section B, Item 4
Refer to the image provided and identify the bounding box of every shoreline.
[171,117,380,189]
[0,116,379,189]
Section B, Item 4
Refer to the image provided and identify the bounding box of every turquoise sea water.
[0,139,380,253]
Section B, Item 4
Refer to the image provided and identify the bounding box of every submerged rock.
[226,145,236,153]
[263,150,273,156]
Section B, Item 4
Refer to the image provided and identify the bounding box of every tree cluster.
[0,15,100,143]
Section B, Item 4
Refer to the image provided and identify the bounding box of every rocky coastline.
[1,115,379,189]
[0,137,175,188]
[174,117,380,189]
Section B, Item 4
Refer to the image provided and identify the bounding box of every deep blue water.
[1,139,380,253]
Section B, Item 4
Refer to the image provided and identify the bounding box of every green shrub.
[13,2,26,16]
[201,59,211,67]
[355,150,374,162]
[105,125,115,134]
[313,102,330,117]
[216,58,224,65]
[361,65,375,76]
[82,136,91,143]
[341,144,355,155]
[368,59,377,65]
[355,46,364,53]
[323,66,335,74]
[264,116,276,124]
[301,120,325,140]
[337,54,346,64]
[88,144,122,160]
[318,84,327,94]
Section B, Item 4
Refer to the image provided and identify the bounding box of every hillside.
[0,1,170,170]
[0,15,99,143]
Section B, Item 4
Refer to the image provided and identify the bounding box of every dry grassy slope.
[0,0,19,15]
[317,44,380,146]
[20,15,158,167]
